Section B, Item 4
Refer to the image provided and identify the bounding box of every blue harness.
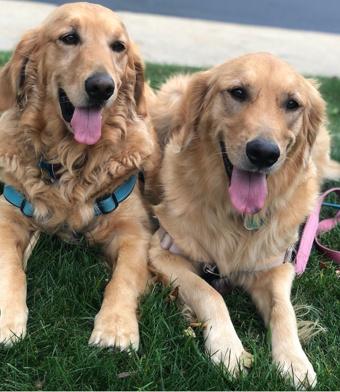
[3,159,137,218]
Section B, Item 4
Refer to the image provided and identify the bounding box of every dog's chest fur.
[0,116,152,238]
[156,145,318,276]
[2,157,134,236]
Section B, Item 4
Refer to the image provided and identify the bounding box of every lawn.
[0,53,339,391]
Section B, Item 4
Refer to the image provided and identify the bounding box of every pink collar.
[159,225,289,273]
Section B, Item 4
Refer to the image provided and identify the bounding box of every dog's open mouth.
[58,88,103,145]
[58,88,75,123]
[220,141,268,215]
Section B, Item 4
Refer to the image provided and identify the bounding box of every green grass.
[0,51,10,65]
[0,56,339,390]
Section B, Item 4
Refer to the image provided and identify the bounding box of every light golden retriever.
[0,3,159,350]
[149,53,340,388]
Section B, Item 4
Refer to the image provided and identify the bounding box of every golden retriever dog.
[149,53,340,388]
[0,3,159,350]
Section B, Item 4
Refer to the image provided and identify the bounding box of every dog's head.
[0,2,146,145]
[181,53,325,215]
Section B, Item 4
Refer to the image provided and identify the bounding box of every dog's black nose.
[85,73,115,104]
[246,138,280,168]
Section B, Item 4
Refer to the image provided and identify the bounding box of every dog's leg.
[0,199,33,346]
[149,233,252,377]
[246,262,316,389]
[89,225,149,351]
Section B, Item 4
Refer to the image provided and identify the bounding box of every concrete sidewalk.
[1,0,340,77]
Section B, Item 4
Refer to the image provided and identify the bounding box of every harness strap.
[3,185,34,217]
[38,158,137,212]
[3,174,137,218]
[295,187,340,274]
[159,225,287,274]
[94,175,137,216]
[159,187,340,278]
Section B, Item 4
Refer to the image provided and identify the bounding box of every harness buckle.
[95,193,119,215]
[20,198,31,217]
[111,193,118,210]
[202,263,220,277]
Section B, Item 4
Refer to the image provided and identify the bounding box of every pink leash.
[295,188,340,275]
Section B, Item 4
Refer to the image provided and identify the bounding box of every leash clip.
[202,263,220,277]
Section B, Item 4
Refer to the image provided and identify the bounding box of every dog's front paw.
[206,328,253,377]
[89,307,139,351]
[0,305,28,347]
[274,349,316,389]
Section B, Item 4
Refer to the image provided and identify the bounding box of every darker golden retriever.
[0,3,159,350]
[149,53,340,388]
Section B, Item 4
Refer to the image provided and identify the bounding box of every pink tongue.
[70,107,102,145]
[229,168,267,215]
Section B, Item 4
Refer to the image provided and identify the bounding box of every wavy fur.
[149,53,339,388]
[0,3,160,351]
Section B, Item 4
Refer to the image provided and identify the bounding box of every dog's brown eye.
[111,41,126,53]
[286,99,300,111]
[59,32,80,45]
[229,87,248,102]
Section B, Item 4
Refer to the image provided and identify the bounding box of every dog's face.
[0,3,145,145]
[183,53,325,214]
[45,3,130,145]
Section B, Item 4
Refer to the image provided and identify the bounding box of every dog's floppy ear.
[302,79,326,148]
[0,28,39,111]
[180,70,211,148]
[133,51,147,117]
[126,43,147,117]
